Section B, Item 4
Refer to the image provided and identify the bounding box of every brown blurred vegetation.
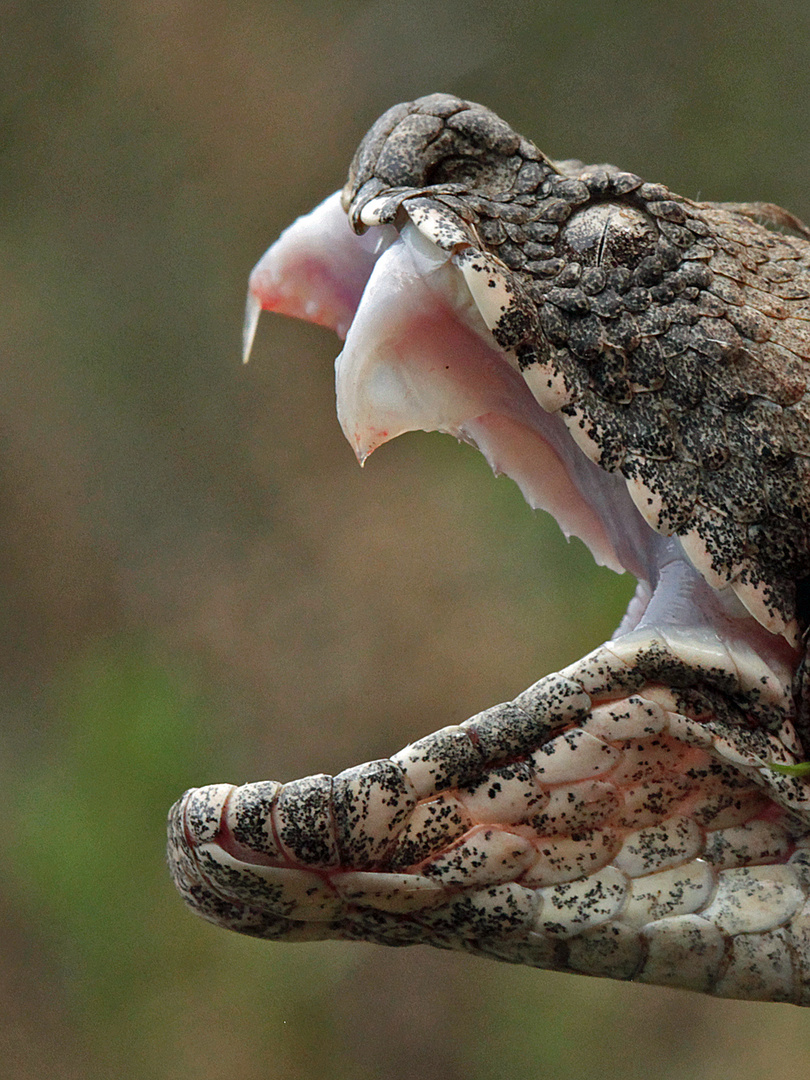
[3,1,810,1077]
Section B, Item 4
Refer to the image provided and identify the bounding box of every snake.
[168,94,810,1004]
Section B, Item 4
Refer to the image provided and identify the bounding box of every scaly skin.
[168,96,810,1002]
[342,95,810,640]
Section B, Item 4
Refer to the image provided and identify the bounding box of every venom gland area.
[169,95,810,1003]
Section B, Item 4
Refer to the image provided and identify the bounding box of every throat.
[609,535,800,733]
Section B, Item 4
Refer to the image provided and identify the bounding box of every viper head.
[167,96,810,1005]
[245,94,801,690]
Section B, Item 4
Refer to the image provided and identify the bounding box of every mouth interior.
[332,217,665,585]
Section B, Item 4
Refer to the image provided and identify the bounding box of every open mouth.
[169,94,810,1003]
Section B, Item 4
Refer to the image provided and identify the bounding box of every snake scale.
[168,95,810,1003]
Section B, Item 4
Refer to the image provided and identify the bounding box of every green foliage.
[765,760,810,777]
[6,645,210,1008]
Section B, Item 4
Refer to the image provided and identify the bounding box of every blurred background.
[3,1,810,1077]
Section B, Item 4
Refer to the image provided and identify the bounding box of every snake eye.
[557,203,658,265]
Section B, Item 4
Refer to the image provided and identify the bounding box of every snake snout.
[342,94,527,231]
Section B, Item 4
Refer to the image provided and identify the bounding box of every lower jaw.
[168,584,810,1003]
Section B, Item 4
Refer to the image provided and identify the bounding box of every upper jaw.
[244,189,800,699]
[245,193,648,575]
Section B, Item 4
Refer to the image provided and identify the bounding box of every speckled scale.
[523,830,621,887]
[390,725,483,798]
[333,759,417,867]
[702,865,805,935]
[273,774,339,868]
[582,695,669,740]
[463,672,591,760]
[535,866,628,937]
[342,94,810,639]
[702,820,792,870]
[386,795,472,871]
[226,780,285,860]
[614,815,704,876]
[614,776,696,830]
[416,827,535,888]
[622,860,716,926]
[457,759,546,822]
[638,916,726,993]
[530,727,620,783]
[415,882,538,939]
